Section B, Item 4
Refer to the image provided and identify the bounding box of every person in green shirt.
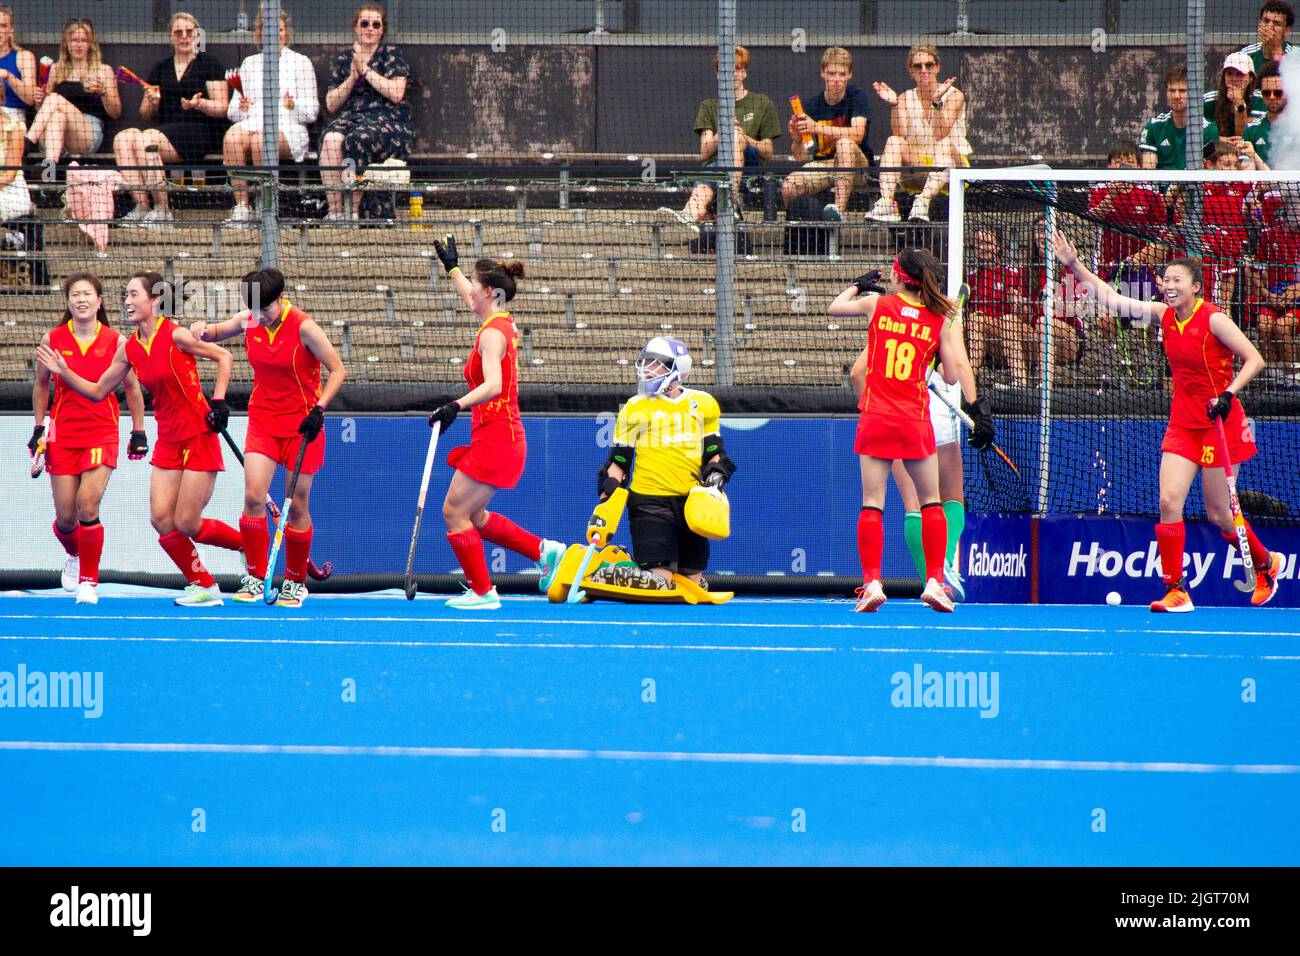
[1203,51,1267,138]
[1140,64,1220,170]
[1238,1,1296,74]
[1241,60,1292,168]
[657,45,779,235]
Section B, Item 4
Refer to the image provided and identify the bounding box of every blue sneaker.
[536,538,566,592]
[446,586,501,610]
[944,561,966,603]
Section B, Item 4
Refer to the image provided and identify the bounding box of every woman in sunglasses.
[319,3,413,221]
[26,19,120,167]
[112,12,228,226]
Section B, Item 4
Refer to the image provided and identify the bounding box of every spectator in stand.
[1239,1,1296,75]
[25,19,120,168]
[1140,64,1220,170]
[1251,191,1300,379]
[657,46,779,235]
[113,12,228,226]
[965,228,1029,385]
[780,46,871,223]
[1088,142,1166,342]
[0,109,30,220]
[319,3,413,222]
[0,6,37,125]
[866,44,972,224]
[1242,60,1293,168]
[1204,52,1266,139]
[1024,220,1087,382]
[223,8,319,225]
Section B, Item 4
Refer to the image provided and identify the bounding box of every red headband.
[892,258,921,288]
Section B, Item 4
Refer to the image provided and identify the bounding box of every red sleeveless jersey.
[49,320,120,447]
[1162,299,1239,428]
[858,293,945,422]
[247,302,323,439]
[125,318,209,443]
[464,311,524,443]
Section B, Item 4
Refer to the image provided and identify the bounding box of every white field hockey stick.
[1213,417,1256,594]
[404,422,442,600]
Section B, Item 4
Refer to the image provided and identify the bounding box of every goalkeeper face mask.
[636,336,692,395]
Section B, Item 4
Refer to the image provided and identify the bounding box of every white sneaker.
[854,580,886,612]
[921,577,955,613]
[908,196,931,222]
[323,210,345,223]
[865,197,900,222]
[75,581,98,605]
[175,582,223,607]
[61,555,80,592]
[656,206,701,237]
[232,574,265,604]
[536,539,566,591]
[143,206,174,227]
[225,202,254,225]
[119,206,150,227]
[446,585,502,610]
[276,579,308,608]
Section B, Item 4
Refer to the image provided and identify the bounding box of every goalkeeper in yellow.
[578,337,736,600]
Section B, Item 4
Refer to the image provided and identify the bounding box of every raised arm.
[1051,229,1163,324]
[929,82,964,141]
[36,338,132,402]
[299,318,348,409]
[433,235,476,309]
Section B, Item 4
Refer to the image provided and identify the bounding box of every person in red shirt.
[965,228,1030,385]
[1088,143,1166,342]
[832,247,991,614]
[190,268,347,608]
[427,235,564,610]
[37,271,242,607]
[1250,192,1300,376]
[1052,233,1280,612]
[30,273,146,605]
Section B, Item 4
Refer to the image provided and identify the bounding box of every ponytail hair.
[474,258,525,303]
[896,248,954,320]
[58,272,107,327]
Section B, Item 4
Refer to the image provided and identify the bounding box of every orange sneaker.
[920,577,955,613]
[854,580,886,612]
[1251,551,1283,607]
[1150,581,1194,613]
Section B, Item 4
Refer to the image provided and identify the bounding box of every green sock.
[943,500,965,568]
[903,511,925,579]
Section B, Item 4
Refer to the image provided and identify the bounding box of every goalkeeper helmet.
[636,336,692,396]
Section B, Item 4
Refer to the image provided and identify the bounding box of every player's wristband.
[448,266,461,277]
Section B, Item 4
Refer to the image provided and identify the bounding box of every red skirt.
[448,437,527,489]
[246,421,326,475]
[152,431,224,472]
[854,412,936,460]
[46,439,119,476]
[1161,421,1257,468]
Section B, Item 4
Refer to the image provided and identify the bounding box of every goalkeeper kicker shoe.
[175,582,223,607]
[446,585,502,610]
[277,580,308,608]
[854,580,886,612]
[921,577,955,613]
[536,539,566,592]
[1251,551,1283,607]
[1150,581,1194,613]
[232,574,265,603]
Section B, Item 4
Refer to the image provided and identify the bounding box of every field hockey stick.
[30,414,49,479]
[926,378,1020,477]
[565,535,601,605]
[263,438,311,604]
[404,422,442,600]
[219,428,333,581]
[1213,416,1256,594]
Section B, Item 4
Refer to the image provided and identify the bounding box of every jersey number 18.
[883,339,917,381]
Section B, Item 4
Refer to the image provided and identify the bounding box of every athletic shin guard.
[942,500,965,569]
[858,507,884,583]
[920,503,948,584]
[195,518,243,552]
[284,525,313,583]
[52,521,79,557]
[479,512,542,562]
[902,511,925,579]
[158,531,215,587]
[447,527,493,595]
[1155,522,1186,586]
[77,520,104,585]
[239,514,270,578]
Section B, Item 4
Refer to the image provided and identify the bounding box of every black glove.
[962,394,995,451]
[433,235,459,274]
[298,404,325,441]
[205,397,229,433]
[853,270,886,295]
[598,473,621,500]
[127,430,149,461]
[26,424,44,456]
[1207,390,1234,421]
[428,401,461,433]
[700,458,735,489]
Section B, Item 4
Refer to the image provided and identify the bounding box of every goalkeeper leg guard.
[591,563,670,591]
[902,511,925,579]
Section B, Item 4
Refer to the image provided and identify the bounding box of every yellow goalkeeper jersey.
[614,388,721,497]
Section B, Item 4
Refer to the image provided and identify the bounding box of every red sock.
[1222,522,1271,570]
[239,514,270,577]
[1155,522,1185,586]
[77,521,104,585]
[284,524,313,583]
[920,503,947,583]
[447,527,492,595]
[158,531,215,587]
[195,518,243,552]
[52,521,79,557]
[857,507,883,583]
[479,512,542,561]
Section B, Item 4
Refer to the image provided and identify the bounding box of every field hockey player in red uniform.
[37,271,243,607]
[1051,232,1279,612]
[833,249,992,613]
[427,234,564,610]
[190,268,347,607]
[30,273,146,604]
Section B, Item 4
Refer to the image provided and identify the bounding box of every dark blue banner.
[962,512,1033,604]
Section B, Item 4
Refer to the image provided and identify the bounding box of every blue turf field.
[1,592,1298,866]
